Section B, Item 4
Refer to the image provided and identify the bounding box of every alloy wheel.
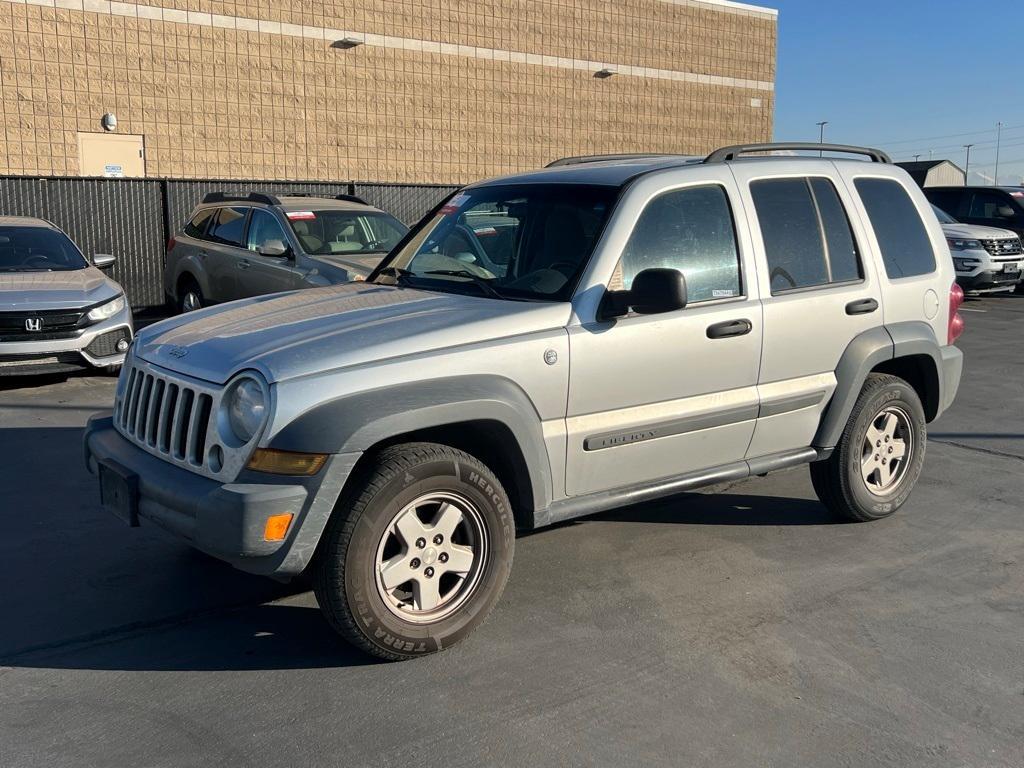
[861,405,913,495]
[374,491,488,623]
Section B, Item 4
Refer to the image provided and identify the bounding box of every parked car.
[0,216,132,376]
[930,204,1023,292]
[165,192,408,312]
[925,185,1024,293]
[86,143,963,660]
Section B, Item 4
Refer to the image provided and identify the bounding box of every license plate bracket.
[99,459,140,527]
[1004,262,1018,273]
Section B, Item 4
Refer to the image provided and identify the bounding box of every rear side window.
[750,177,863,294]
[968,190,1013,219]
[854,178,936,279]
[207,206,248,247]
[616,184,742,303]
[183,208,214,239]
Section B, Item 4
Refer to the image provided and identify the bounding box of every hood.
[309,252,385,276]
[0,267,122,311]
[135,282,571,384]
[940,222,1019,240]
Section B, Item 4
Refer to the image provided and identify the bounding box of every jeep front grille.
[118,364,214,466]
[980,238,1022,257]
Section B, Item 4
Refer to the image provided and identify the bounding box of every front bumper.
[84,415,359,577]
[956,268,1022,292]
[0,308,133,375]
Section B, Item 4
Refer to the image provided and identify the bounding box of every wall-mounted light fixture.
[101,113,117,131]
[331,36,365,49]
[594,68,617,79]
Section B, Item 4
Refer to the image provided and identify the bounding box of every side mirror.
[258,239,290,258]
[93,253,116,269]
[599,268,688,320]
[996,205,1016,219]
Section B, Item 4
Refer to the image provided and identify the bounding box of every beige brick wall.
[0,0,776,184]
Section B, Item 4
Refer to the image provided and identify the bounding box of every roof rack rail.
[334,193,369,205]
[704,143,891,164]
[201,191,281,205]
[546,153,678,168]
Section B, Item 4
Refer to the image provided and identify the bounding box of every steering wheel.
[24,254,52,267]
[770,266,798,290]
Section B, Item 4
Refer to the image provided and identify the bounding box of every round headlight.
[227,376,267,443]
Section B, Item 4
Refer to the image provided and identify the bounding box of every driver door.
[565,172,764,497]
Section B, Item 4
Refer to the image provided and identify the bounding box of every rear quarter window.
[854,178,936,279]
[183,208,215,239]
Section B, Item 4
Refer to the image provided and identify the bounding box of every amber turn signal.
[247,448,328,476]
[263,513,294,542]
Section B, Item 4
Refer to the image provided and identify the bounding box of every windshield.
[373,184,617,301]
[285,210,407,255]
[0,226,89,272]
[931,204,958,225]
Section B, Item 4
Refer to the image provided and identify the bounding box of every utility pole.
[994,121,1003,186]
[963,144,974,180]
[816,121,828,157]
[913,154,921,162]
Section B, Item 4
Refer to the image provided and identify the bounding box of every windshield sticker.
[440,193,470,215]
[286,211,316,220]
[712,289,736,298]
[472,226,498,236]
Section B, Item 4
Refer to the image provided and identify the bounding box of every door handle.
[845,298,878,315]
[238,259,251,270]
[706,319,753,339]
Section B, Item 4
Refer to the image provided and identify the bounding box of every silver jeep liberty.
[85,143,964,660]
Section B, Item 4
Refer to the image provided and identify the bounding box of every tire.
[810,373,927,522]
[178,278,203,313]
[313,442,515,660]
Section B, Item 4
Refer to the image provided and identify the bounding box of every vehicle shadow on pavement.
[0,425,307,662]
[2,603,380,672]
[589,490,841,526]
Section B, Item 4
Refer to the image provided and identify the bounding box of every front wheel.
[810,373,927,522]
[313,442,515,660]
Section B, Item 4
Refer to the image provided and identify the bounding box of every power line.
[866,121,1024,147]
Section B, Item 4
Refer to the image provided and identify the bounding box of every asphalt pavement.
[1,294,1021,768]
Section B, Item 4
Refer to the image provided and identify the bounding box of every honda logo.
[24,318,42,332]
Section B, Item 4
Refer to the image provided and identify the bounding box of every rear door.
[729,162,883,458]
[205,206,251,300]
[565,167,764,497]
[241,208,306,296]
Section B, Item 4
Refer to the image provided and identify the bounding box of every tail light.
[167,236,177,252]
[948,281,965,344]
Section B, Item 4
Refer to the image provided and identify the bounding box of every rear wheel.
[810,373,927,522]
[313,442,515,660]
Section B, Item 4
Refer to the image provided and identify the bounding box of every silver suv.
[1,216,132,375]
[165,192,408,312]
[86,143,964,660]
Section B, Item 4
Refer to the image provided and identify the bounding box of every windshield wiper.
[422,269,504,299]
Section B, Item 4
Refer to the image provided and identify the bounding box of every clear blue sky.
[770,0,1024,185]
